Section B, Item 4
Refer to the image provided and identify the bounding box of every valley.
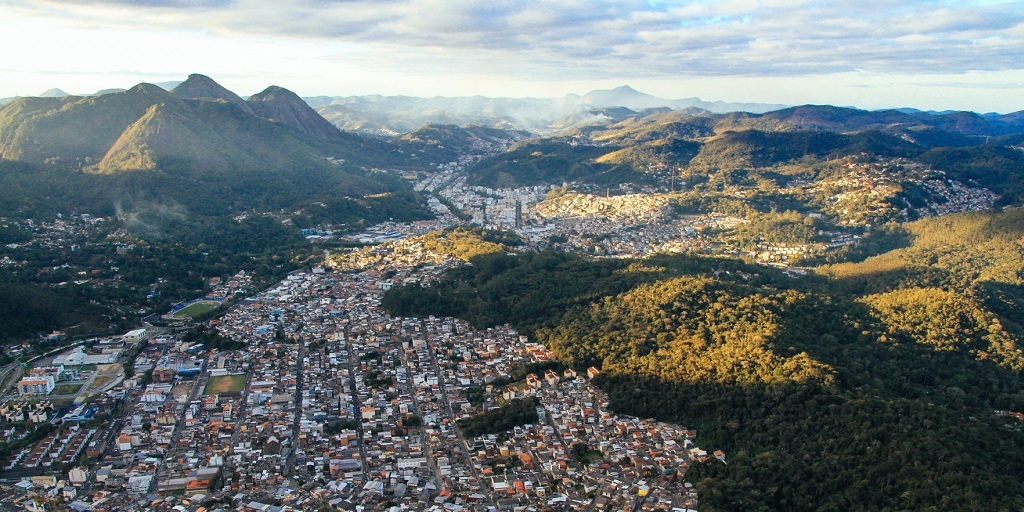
[0,76,1023,512]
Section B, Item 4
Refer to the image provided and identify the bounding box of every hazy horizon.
[2,0,1023,113]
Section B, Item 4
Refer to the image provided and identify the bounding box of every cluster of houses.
[812,158,999,225]
[2,237,710,511]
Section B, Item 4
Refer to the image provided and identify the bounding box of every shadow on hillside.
[830,264,953,295]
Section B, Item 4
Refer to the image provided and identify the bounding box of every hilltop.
[461,104,1024,204]
[0,75,432,221]
[381,207,1024,511]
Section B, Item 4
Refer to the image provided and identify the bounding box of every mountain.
[465,140,645,189]
[756,105,1024,138]
[310,88,1023,142]
[38,88,69,98]
[91,88,127,96]
[550,106,647,131]
[398,124,531,163]
[247,85,343,139]
[464,102,1024,197]
[0,76,424,218]
[310,87,788,137]
[317,94,578,136]
[581,85,670,110]
[172,73,254,116]
[581,85,789,113]
[153,80,183,91]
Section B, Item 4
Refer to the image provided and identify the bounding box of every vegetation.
[457,397,540,438]
[418,226,521,261]
[398,123,530,164]
[183,325,246,351]
[919,145,1024,204]
[466,140,656,189]
[0,215,324,342]
[570,442,603,464]
[0,281,93,342]
[0,80,436,222]
[384,209,1024,511]
[324,419,359,434]
[0,423,56,462]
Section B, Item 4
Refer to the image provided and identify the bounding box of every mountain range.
[3,74,1024,220]
[463,102,1024,197]
[0,74,424,220]
[310,85,791,136]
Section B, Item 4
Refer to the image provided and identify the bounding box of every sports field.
[203,374,247,395]
[173,301,219,318]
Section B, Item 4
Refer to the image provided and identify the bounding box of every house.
[714,450,726,463]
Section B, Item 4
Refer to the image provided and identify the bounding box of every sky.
[1,0,1023,113]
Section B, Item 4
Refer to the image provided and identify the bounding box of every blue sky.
[1,0,1022,112]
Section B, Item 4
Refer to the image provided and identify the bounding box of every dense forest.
[0,215,325,342]
[384,207,1024,511]
[418,227,522,261]
[458,397,540,438]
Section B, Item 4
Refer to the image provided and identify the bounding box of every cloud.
[6,0,1024,80]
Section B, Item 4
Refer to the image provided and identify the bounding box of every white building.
[68,467,89,485]
[123,329,147,343]
[17,375,55,395]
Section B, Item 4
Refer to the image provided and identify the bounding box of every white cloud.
[1,0,1023,111]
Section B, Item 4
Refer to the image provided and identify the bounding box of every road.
[283,342,305,477]
[0,362,23,396]
[220,366,254,495]
[342,324,371,478]
[396,335,444,493]
[153,369,204,491]
[421,319,494,507]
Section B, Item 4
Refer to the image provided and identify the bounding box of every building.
[68,467,89,485]
[123,329,147,343]
[17,375,55,395]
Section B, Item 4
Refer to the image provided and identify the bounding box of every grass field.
[173,301,219,318]
[203,374,247,395]
[52,384,83,395]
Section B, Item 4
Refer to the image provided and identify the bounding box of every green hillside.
[398,123,530,164]
[383,208,1024,511]
[463,103,1024,197]
[466,140,628,188]
[0,80,431,219]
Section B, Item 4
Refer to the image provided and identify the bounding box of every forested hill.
[463,104,1024,201]
[0,75,437,220]
[382,207,1024,511]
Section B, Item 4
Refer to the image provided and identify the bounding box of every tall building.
[17,375,55,395]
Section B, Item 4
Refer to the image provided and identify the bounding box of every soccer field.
[173,301,219,318]
[203,374,247,395]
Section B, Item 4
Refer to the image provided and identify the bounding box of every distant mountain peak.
[172,74,254,115]
[248,85,342,139]
[582,85,662,108]
[611,85,640,93]
[38,88,69,98]
[249,85,298,101]
[127,82,174,97]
